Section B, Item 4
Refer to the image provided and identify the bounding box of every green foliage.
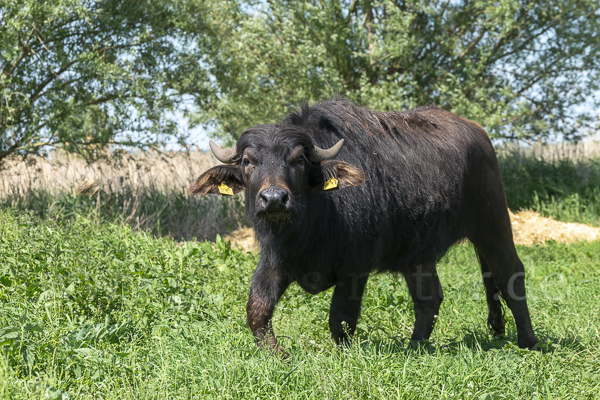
[0,0,210,162]
[3,0,598,160]
[197,0,600,143]
[499,148,600,225]
[1,208,600,398]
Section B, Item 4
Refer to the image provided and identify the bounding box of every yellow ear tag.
[323,177,339,191]
[218,182,234,196]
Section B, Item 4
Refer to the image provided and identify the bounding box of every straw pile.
[225,210,600,252]
[225,227,258,253]
[509,210,600,245]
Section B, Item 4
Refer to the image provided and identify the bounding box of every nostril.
[259,191,270,204]
[259,187,289,209]
[260,190,277,204]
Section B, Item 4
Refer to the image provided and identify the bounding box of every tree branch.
[3,26,36,78]
[456,27,487,61]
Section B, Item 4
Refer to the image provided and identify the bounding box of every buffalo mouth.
[255,209,293,221]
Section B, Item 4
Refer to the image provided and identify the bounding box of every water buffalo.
[189,99,538,355]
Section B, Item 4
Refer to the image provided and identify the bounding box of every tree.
[197,0,600,143]
[0,0,210,163]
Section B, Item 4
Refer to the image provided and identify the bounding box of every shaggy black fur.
[190,99,538,355]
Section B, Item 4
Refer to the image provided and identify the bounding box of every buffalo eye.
[242,158,253,168]
[297,155,306,166]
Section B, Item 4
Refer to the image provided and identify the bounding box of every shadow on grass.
[351,328,586,356]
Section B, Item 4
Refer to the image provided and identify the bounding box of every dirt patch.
[225,210,600,252]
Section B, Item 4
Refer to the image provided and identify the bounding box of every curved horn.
[209,140,239,164]
[309,139,345,162]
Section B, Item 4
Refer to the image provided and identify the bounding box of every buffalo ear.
[188,165,245,196]
[309,161,365,192]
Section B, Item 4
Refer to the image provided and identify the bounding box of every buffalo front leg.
[329,272,369,345]
[246,265,291,357]
[403,263,444,342]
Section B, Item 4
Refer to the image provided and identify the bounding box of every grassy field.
[1,208,599,399]
[1,142,600,399]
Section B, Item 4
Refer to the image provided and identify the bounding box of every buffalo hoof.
[488,315,506,337]
[489,325,505,337]
[407,339,434,352]
[271,344,290,360]
[518,335,539,350]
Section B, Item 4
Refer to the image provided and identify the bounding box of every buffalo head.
[189,125,365,227]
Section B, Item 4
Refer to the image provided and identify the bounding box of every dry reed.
[2,140,600,244]
[0,150,217,197]
[4,140,597,198]
[495,139,600,162]
[0,150,247,241]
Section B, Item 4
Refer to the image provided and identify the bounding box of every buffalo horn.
[209,140,239,164]
[309,139,345,162]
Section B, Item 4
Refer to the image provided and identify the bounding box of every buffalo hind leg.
[246,264,291,357]
[403,263,444,342]
[474,242,538,349]
[329,272,369,345]
[476,248,506,336]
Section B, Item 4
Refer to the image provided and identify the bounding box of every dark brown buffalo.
[189,99,538,355]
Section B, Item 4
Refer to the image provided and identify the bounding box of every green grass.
[498,149,600,225]
[1,208,599,399]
